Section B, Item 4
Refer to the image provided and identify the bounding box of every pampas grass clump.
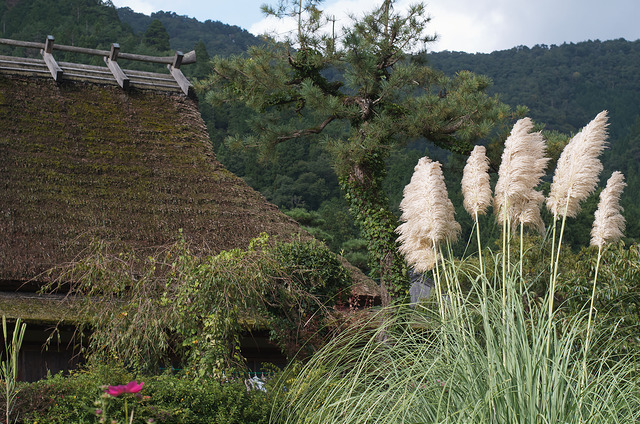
[461,145,492,219]
[547,111,609,314]
[273,112,639,424]
[275,273,640,424]
[583,171,627,365]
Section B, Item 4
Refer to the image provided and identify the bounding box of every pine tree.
[200,0,510,305]
[142,19,170,51]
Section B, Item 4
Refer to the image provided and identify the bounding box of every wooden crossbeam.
[0,38,196,65]
[168,51,192,95]
[0,36,196,94]
[173,51,184,69]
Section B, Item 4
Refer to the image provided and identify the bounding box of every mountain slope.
[117,8,259,57]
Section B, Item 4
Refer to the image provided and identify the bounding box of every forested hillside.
[428,40,640,139]
[0,0,136,56]
[1,0,638,256]
[116,8,258,58]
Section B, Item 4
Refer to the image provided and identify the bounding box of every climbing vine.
[339,152,409,305]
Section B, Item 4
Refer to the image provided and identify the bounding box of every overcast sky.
[110,0,640,53]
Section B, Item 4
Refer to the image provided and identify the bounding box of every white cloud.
[246,0,510,53]
[111,0,156,15]
[112,0,640,53]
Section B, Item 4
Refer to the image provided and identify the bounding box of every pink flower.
[105,381,144,397]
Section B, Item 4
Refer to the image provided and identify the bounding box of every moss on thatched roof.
[0,292,84,325]
[0,75,307,282]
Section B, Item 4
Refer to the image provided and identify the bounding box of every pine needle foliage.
[200,0,510,304]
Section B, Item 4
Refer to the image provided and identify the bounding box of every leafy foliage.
[49,234,352,377]
[560,242,640,356]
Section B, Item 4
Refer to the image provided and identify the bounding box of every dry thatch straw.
[396,157,460,272]
[462,145,492,219]
[546,111,609,218]
[494,118,549,232]
[591,171,626,248]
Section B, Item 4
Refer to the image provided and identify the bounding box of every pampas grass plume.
[494,117,549,231]
[591,171,626,248]
[396,157,460,272]
[462,145,492,219]
[519,192,547,235]
[547,111,609,218]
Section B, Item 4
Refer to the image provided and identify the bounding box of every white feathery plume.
[583,171,626,376]
[494,117,549,229]
[591,171,626,248]
[518,191,546,235]
[396,157,461,273]
[398,239,439,274]
[461,145,492,219]
[546,110,609,218]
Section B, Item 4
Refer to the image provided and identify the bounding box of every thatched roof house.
[0,76,309,282]
[0,73,376,380]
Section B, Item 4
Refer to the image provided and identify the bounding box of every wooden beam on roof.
[0,36,196,94]
[168,66,192,96]
[41,35,63,81]
[0,38,196,66]
[168,51,192,95]
[0,38,44,49]
[117,50,196,65]
[104,43,130,90]
[172,51,183,69]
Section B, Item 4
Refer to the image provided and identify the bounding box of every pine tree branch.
[275,116,336,143]
[441,113,474,134]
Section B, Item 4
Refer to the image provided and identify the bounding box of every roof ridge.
[0,36,195,95]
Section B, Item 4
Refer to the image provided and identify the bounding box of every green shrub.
[52,234,352,377]
[560,242,640,356]
[18,365,132,423]
[137,373,273,424]
[15,364,278,424]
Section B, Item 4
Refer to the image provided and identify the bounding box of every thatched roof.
[0,75,309,283]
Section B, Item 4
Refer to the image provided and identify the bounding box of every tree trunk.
[339,154,408,307]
